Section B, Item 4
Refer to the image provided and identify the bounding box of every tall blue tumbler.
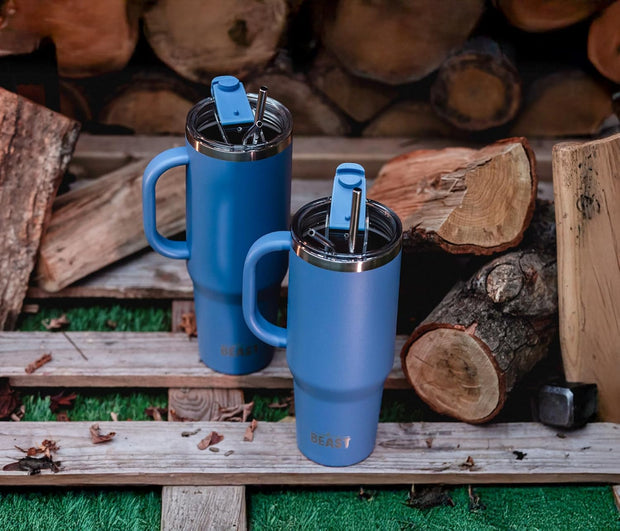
[142,76,292,374]
[243,163,402,466]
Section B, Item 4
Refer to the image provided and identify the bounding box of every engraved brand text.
[220,344,259,357]
[310,432,351,449]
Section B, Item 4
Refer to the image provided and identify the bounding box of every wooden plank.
[70,134,557,182]
[552,133,620,422]
[0,88,80,329]
[161,486,246,531]
[0,421,618,486]
[0,332,408,389]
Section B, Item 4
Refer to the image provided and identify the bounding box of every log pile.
[0,0,617,137]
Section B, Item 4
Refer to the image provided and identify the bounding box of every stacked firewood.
[0,0,618,137]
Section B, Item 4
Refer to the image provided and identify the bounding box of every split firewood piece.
[245,73,351,135]
[0,0,141,77]
[362,101,458,138]
[143,0,288,83]
[99,71,199,134]
[308,50,397,123]
[36,158,185,292]
[0,88,80,329]
[318,0,484,85]
[401,203,558,423]
[430,38,521,131]
[511,70,613,137]
[493,0,613,32]
[369,137,537,255]
[553,133,620,422]
[588,1,620,83]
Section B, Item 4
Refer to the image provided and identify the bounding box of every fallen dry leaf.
[90,423,116,444]
[197,431,224,450]
[25,353,52,374]
[11,404,25,422]
[56,412,70,422]
[110,412,118,422]
[460,456,475,469]
[214,401,254,422]
[0,379,22,420]
[15,439,59,459]
[144,407,167,421]
[468,485,486,512]
[105,319,117,330]
[406,486,454,509]
[49,391,77,413]
[42,314,70,331]
[3,455,61,475]
[170,408,197,422]
[267,394,295,415]
[244,419,258,442]
[181,429,201,437]
[179,312,197,338]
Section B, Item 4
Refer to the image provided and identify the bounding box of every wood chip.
[181,429,201,437]
[244,419,258,442]
[25,353,52,374]
[41,314,70,331]
[178,312,197,338]
[208,447,220,453]
[89,423,116,444]
[224,450,234,457]
[197,431,224,450]
[460,455,475,469]
[110,412,118,422]
[425,437,434,448]
[10,404,25,422]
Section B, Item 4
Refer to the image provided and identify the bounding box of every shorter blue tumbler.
[243,163,402,466]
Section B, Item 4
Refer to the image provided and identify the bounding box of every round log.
[99,72,199,134]
[588,0,620,83]
[143,0,288,83]
[401,208,558,423]
[245,73,351,135]
[430,38,521,131]
[308,50,397,123]
[493,0,613,32]
[319,0,485,85]
[511,70,613,137]
[362,101,458,138]
[59,80,92,123]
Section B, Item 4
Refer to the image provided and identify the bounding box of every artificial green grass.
[6,301,620,530]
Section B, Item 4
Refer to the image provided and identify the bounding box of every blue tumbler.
[243,163,402,466]
[142,76,292,374]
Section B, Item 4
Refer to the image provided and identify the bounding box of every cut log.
[368,137,537,255]
[36,159,185,292]
[493,0,613,32]
[0,0,140,77]
[430,38,521,131]
[143,0,288,83]
[318,0,485,85]
[588,1,620,83]
[308,50,397,123]
[552,133,620,422]
[511,70,613,137]
[362,101,458,138]
[245,73,351,135]
[401,203,558,423]
[99,72,199,135]
[0,88,79,329]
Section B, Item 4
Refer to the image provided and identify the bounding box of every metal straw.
[308,228,335,252]
[243,86,268,145]
[348,188,362,253]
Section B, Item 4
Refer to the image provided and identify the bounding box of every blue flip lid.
[211,75,254,127]
[328,163,366,231]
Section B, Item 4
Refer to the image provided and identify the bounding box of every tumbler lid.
[185,76,292,162]
[291,164,402,272]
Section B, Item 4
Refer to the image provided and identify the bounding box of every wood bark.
[245,73,351,135]
[511,70,613,137]
[362,101,458,138]
[493,0,613,32]
[401,203,558,423]
[552,133,620,422]
[36,159,185,292]
[308,50,397,123]
[318,0,485,85]
[368,138,537,255]
[99,72,199,135]
[0,0,140,77]
[588,0,620,83]
[0,88,79,329]
[143,0,288,84]
[430,38,521,131]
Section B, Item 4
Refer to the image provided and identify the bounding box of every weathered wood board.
[0,332,408,389]
[0,421,618,486]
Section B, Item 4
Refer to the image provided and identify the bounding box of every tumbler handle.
[243,231,290,348]
[142,147,190,260]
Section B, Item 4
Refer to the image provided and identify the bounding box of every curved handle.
[142,146,190,259]
[243,231,291,348]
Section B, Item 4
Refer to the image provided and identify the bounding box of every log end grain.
[588,1,620,83]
